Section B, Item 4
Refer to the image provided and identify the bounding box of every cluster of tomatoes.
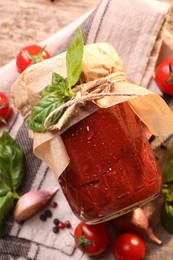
[74,221,146,260]
[0,44,51,126]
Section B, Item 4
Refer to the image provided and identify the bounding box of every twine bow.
[44,72,141,131]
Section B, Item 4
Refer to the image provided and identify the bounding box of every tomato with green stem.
[155,58,173,95]
[0,92,10,125]
[113,233,146,260]
[73,221,110,256]
[16,44,51,74]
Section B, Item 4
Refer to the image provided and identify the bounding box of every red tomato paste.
[60,102,162,223]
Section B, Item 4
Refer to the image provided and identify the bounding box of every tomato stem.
[0,103,8,124]
[0,103,8,109]
[0,115,7,124]
[72,226,94,255]
[22,45,47,65]
[167,63,173,84]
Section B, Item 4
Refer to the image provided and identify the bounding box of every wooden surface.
[0,0,100,68]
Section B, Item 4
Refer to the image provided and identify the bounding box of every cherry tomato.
[74,221,110,256]
[16,44,51,73]
[155,58,173,95]
[113,233,146,260]
[0,92,10,125]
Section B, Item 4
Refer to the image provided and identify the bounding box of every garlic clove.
[111,207,162,245]
[14,187,58,223]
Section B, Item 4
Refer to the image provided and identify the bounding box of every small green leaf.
[161,201,173,234]
[27,97,65,131]
[167,137,173,160]
[0,173,11,196]
[162,160,173,184]
[0,131,24,191]
[41,72,70,99]
[66,27,84,89]
[0,191,15,237]
[51,72,67,90]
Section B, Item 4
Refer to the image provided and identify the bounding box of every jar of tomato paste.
[59,102,162,224]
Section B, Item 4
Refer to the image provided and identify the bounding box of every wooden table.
[0,0,100,68]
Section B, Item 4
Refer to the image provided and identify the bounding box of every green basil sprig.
[27,27,84,132]
[0,131,24,237]
[161,136,173,234]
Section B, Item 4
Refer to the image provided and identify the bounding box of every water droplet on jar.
[86,125,94,141]
[56,58,63,67]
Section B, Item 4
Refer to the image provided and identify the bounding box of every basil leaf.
[0,131,24,191]
[66,27,84,88]
[41,72,69,99]
[167,137,173,160]
[0,132,24,237]
[161,200,173,234]
[162,160,173,184]
[0,191,14,237]
[27,97,65,131]
[27,28,84,132]
[0,173,11,196]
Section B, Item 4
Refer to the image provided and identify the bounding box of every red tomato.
[113,233,146,260]
[16,44,51,73]
[155,58,173,95]
[74,221,110,256]
[0,92,10,125]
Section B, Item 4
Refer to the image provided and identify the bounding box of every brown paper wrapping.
[11,43,173,178]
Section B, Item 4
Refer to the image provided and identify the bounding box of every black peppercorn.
[39,214,47,221]
[53,218,60,225]
[45,209,52,218]
[53,226,59,233]
[64,220,71,228]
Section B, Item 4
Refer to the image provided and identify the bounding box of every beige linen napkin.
[0,0,173,260]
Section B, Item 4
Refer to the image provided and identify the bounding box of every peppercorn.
[39,214,47,221]
[64,220,71,228]
[45,209,52,218]
[53,218,60,225]
[53,226,59,233]
[58,221,65,229]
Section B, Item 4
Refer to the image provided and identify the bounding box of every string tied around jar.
[44,72,141,131]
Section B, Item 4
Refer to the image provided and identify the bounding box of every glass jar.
[59,102,162,224]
